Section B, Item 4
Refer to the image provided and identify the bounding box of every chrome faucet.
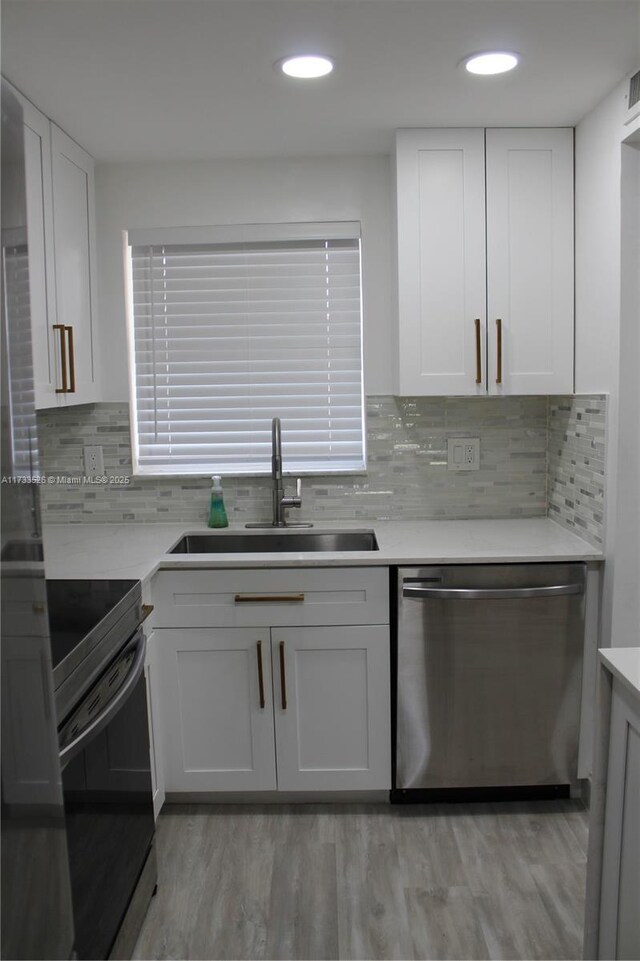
[246,417,313,528]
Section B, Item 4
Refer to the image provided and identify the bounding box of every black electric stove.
[47,579,142,723]
[46,577,156,960]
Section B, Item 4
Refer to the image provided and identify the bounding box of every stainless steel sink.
[168,530,378,554]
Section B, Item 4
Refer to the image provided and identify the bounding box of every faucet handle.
[282,477,302,509]
[280,477,313,527]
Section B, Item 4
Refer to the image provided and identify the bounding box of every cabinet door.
[6,86,60,408]
[396,128,486,395]
[486,128,574,394]
[272,626,391,791]
[599,679,640,960]
[50,124,97,406]
[159,628,277,793]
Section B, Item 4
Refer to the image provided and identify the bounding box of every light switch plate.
[447,437,480,471]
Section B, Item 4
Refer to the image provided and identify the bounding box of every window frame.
[124,222,367,478]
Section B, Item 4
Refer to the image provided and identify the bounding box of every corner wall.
[574,79,627,645]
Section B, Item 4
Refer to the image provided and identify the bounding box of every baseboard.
[164,790,390,804]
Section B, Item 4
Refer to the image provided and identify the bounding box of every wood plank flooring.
[133,800,588,961]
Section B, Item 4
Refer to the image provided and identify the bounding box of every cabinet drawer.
[153,567,389,627]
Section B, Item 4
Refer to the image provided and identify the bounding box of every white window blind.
[128,224,365,475]
[2,240,38,476]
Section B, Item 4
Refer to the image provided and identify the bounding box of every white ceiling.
[2,0,639,163]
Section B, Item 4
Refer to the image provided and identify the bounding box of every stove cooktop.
[46,579,139,669]
[46,579,142,721]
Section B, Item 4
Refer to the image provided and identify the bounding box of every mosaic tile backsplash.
[547,395,606,546]
[36,394,606,545]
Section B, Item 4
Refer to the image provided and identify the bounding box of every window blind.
[128,226,365,475]
[2,241,39,476]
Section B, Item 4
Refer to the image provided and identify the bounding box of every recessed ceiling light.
[279,55,334,79]
[463,52,519,76]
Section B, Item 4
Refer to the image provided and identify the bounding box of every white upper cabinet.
[485,129,574,394]
[396,127,574,396]
[10,80,98,408]
[11,90,57,408]
[49,123,98,406]
[396,128,487,396]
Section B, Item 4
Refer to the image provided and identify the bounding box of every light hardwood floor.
[133,800,588,961]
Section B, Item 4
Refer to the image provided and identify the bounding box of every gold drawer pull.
[234,593,305,603]
[53,324,68,393]
[66,325,76,393]
[474,318,482,385]
[256,641,266,709]
[141,604,154,623]
[53,324,76,393]
[279,641,287,710]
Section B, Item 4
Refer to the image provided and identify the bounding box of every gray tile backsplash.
[36,394,606,544]
[547,395,606,546]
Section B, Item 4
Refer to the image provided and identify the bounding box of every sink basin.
[168,530,378,554]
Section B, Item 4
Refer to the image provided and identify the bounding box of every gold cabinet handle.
[256,640,265,709]
[496,318,503,385]
[474,318,482,385]
[66,325,76,393]
[53,324,68,393]
[234,593,305,603]
[279,641,287,710]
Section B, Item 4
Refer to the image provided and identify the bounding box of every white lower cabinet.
[598,677,640,960]
[154,567,391,795]
[272,626,391,791]
[159,625,391,794]
[160,628,277,792]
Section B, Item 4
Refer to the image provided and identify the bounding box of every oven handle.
[402,583,583,600]
[59,630,146,768]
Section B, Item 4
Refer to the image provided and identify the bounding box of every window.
[127,223,365,476]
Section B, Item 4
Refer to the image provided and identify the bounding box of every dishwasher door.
[395,563,586,791]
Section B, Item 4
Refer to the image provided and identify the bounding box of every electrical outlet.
[83,445,104,478]
[447,437,480,471]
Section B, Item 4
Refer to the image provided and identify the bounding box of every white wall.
[611,139,640,644]
[94,155,394,401]
[575,76,639,647]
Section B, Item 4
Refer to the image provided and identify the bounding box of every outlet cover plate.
[447,437,480,471]
[83,445,104,478]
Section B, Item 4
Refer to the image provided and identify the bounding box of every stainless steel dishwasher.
[394,563,586,798]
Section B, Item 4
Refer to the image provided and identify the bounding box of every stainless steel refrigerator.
[1,79,75,960]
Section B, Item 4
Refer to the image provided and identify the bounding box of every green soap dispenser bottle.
[208,475,229,528]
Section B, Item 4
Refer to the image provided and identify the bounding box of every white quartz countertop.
[42,517,602,584]
[599,648,640,703]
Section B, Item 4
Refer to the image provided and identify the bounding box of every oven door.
[59,629,155,960]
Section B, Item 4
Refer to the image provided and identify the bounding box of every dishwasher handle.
[402,583,583,600]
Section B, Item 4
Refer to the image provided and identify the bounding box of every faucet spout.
[246,416,313,528]
[271,417,285,526]
[272,417,282,484]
